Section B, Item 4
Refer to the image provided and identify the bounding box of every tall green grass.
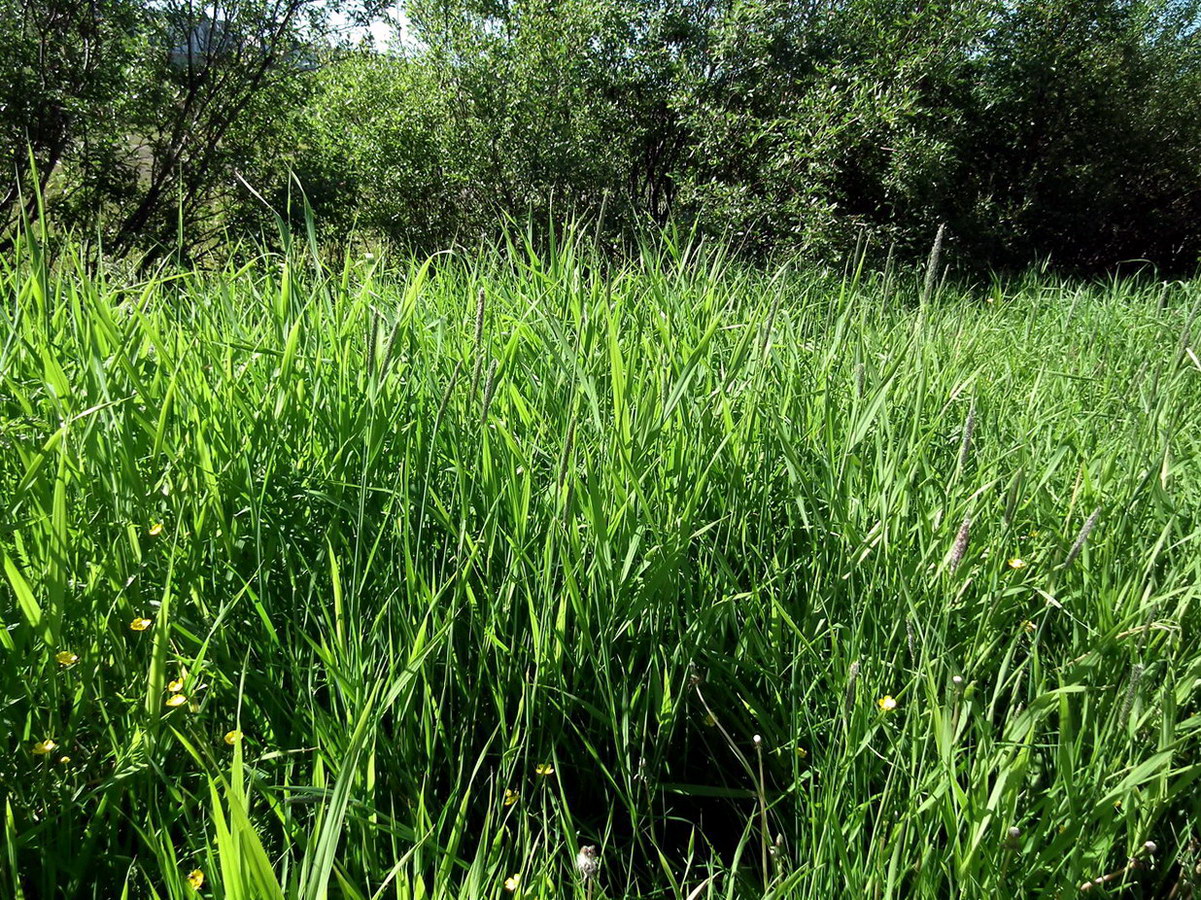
[2,226,1200,899]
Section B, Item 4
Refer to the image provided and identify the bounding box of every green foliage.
[2,229,1201,897]
[0,0,144,232]
[955,0,1201,269]
[3,0,1199,269]
[0,1,372,260]
[671,0,1201,267]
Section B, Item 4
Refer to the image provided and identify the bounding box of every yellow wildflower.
[224,730,242,746]
[535,763,555,776]
[55,650,79,666]
[796,746,808,759]
[165,694,188,708]
[503,788,518,807]
[32,739,57,755]
[877,695,898,713]
[187,869,205,889]
[149,522,164,537]
[1007,557,1028,570]
[130,617,152,632]
[1021,620,1036,634]
[504,874,521,892]
[703,712,717,726]
[168,679,184,692]
[58,755,71,765]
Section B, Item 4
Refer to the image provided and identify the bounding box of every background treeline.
[3,0,1200,271]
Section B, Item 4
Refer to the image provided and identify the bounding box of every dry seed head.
[957,399,977,473]
[921,223,946,305]
[576,845,600,880]
[1064,506,1102,567]
[480,359,499,424]
[947,515,971,573]
[844,660,861,714]
[1120,662,1146,723]
[473,288,486,347]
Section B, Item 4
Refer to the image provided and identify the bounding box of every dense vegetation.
[2,0,1200,271]
[3,226,1200,897]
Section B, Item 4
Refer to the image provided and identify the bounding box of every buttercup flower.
[1021,620,1036,634]
[168,679,184,692]
[149,523,164,537]
[224,730,242,745]
[1007,557,1028,570]
[877,695,898,713]
[32,739,57,755]
[56,651,79,666]
[504,874,521,892]
[130,617,152,632]
[187,869,205,889]
[535,763,555,776]
[503,788,518,806]
[165,694,188,708]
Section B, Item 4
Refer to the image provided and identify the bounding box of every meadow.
[2,227,1200,899]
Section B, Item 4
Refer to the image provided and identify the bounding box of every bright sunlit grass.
[2,227,1200,898]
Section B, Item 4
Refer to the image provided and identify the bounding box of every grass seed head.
[1064,506,1102,567]
[957,399,977,472]
[1120,663,1146,722]
[948,516,971,572]
[844,660,861,714]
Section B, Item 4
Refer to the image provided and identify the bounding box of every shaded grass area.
[2,228,1201,899]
